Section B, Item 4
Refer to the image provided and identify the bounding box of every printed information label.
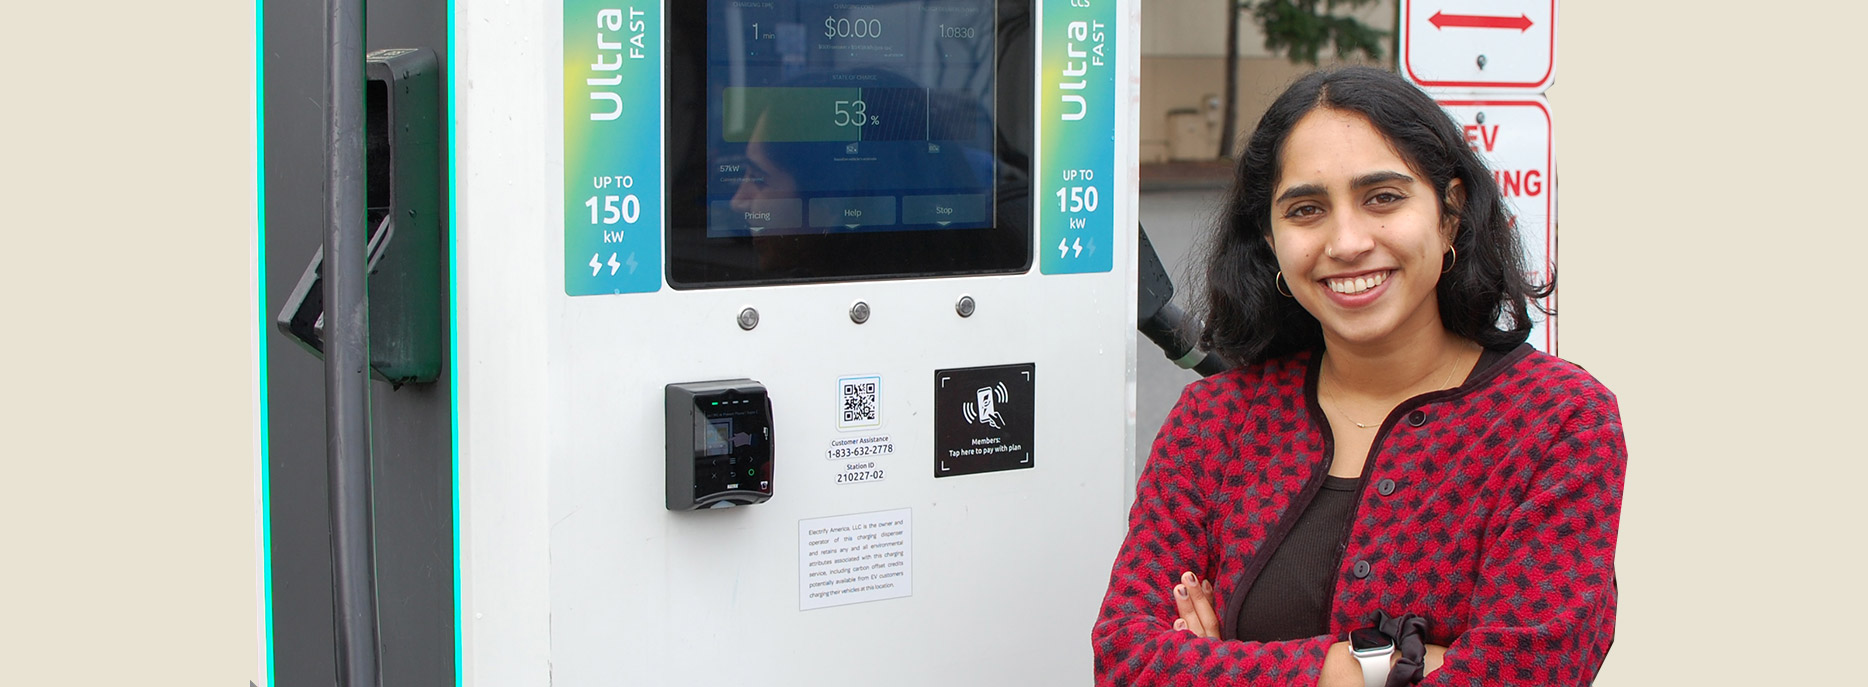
[799,509,912,610]
[825,434,895,461]
[563,1,662,295]
[933,364,1035,477]
[832,461,887,485]
[836,375,883,431]
[1038,0,1116,275]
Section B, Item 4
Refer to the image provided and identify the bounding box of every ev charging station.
[441,0,1140,683]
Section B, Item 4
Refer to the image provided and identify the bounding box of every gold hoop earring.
[1442,245,1458,274]
[1275,271,1294,298]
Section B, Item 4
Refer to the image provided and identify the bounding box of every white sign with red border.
[1435,95,1556,353]
[1402,0,1555,92]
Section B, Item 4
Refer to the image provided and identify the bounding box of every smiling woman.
[1205,67,1549,365]
[1093,66,1626,687]
[1269,110,1461,354]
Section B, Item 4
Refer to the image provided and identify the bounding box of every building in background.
[1140,0,1394,162]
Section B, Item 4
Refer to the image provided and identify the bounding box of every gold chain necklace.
[1323,354,1463,430]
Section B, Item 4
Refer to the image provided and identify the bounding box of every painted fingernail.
[1203,581,1212,593]
[1174,619,1187,630]
[1175,585,1187,598]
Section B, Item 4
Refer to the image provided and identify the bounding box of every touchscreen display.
[704,0,998,238]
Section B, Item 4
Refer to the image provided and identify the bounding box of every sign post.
[1401,0,1558,353]
[1435,97,1554,352]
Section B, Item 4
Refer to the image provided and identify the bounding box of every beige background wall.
[0,1,263,686]
[3,1,1864,685]
[1552,2,1868,683]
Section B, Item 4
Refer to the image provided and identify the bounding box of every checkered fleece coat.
[1094,345,1626,685]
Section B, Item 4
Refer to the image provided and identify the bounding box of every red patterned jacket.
[1094,345,1626,685]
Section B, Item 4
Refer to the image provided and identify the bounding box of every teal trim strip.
[255,0,276,683]
[447,0,463,684]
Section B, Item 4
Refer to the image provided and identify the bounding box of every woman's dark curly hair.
[1194,66,1553,366]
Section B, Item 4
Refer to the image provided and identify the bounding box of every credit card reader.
[666,379,775,510]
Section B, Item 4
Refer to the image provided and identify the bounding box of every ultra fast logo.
[1038,0,1114,275]
[564,2,661,295]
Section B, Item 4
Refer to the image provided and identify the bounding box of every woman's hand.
[1170,571,1221,638]
[1170,571,1451,685]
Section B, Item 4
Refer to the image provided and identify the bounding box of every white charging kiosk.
[452,0,1138,682]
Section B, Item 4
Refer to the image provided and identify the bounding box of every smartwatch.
[1348,626,1394,687]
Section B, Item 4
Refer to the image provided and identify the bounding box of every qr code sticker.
[837,375,882,430]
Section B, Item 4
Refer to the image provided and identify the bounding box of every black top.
[1232,475,1362,641]
[1231,345,1511,642]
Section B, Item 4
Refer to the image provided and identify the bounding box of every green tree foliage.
[1246,0,1387,64]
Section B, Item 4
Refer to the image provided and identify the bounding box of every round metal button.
[1353,560,1372,578]
[1406,410,1427,427]
[1376,479,1397,496]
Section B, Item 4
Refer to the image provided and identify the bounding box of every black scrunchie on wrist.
[1372,610,1431,687]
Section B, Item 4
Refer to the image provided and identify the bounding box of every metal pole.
[323,0,381,682]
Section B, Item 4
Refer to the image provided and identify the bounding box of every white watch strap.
[1354,649,1390,687]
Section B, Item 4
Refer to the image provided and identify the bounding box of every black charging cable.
[1137,223,1231,378]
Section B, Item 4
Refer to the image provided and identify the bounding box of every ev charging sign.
[1408,0,1558,352]
[1436,96,1555,353]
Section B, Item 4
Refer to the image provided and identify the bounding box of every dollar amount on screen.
[824,17,882,38]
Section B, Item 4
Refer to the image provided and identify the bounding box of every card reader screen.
[693,394,773,498]
[703,0,997,238]
[703,417,736,457]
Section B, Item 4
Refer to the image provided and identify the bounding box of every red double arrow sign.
[1428,11,1534,32]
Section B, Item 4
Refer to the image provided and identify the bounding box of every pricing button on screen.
[709,199,803,233]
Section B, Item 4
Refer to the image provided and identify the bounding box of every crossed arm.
[1167,571,1446,687]
[1094,383,1625,686]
